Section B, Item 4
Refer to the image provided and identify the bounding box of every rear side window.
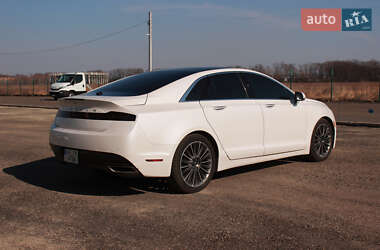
[240,73,293,100]
[202,73,247,100]
[185,78,208,101]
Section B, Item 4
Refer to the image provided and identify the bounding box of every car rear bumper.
[50,144,142,178]
[49,119,174,177]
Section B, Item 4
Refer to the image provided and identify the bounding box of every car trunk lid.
[58,94,147,111]
[55,95,146,132]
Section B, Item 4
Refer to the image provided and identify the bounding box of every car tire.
[68,91,75,97]
[170,133,217,193]
[308,118,334,162]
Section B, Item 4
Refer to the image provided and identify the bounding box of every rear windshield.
[86,68,220,96]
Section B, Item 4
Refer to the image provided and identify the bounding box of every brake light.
[57,110,136,121]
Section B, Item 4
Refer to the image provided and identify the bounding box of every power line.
[0,21,146,55]
[148,11,152,72]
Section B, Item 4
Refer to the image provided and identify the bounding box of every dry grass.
[284,82,379,101]
[0,81,50,96]
[0,81,96,96]
[0,81,379,102]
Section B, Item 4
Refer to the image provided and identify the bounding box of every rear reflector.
[57,110,136,121]
[145,159,163,162]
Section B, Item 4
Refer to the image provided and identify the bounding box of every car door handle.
[213,105,226,110]
[265,104,275,108]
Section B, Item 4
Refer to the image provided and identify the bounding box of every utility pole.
[148,11,152,72]
[330,67,334,102]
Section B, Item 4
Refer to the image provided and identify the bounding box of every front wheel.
[170,134,217,193]
[308,118,334,162]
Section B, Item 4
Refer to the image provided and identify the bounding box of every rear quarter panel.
[134,102,215,144]
[129,102,228,170]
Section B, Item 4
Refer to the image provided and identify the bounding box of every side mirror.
[294,91,306,102]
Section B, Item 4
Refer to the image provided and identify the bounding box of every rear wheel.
[308,118,334,162]
[170,134,217,193]
[68,91,75,97]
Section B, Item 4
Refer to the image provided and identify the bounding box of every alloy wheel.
[312,123,332,158]
[180,141,213,188]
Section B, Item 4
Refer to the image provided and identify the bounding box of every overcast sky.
[0,0,379,74]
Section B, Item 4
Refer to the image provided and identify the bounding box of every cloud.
[123,2,298,29]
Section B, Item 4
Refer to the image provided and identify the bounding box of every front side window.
[74,75,83,83]
[240,73,293,100]
[202,73,247,100]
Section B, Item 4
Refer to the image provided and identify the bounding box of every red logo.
[301,9,341,31]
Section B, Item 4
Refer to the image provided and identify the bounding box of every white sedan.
[50,67,336,193]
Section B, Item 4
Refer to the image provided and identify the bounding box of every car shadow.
[3,156,303,196]
[3,158,149,196]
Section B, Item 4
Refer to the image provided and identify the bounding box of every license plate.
[64,149,79,164]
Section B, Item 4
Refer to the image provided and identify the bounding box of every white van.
[50,72,87,99]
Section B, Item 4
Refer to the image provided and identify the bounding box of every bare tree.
[108,68,144,82]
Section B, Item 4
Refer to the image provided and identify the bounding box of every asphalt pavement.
[0,106,379,249]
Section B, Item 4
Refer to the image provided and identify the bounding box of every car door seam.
[198,101,232,161]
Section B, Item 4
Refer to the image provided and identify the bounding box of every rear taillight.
[57,110,136,121]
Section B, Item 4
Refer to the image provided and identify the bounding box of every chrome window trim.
[180,71,294,102]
